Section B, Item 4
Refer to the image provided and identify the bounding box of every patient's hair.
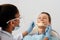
[41,12,51,23]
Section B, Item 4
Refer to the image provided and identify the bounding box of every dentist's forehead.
[15,12,20,18]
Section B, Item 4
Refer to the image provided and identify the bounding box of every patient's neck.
[38,27,46,34]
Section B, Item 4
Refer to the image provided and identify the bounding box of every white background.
[0,0,60,35]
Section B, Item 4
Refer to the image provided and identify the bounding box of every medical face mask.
[14,25,20,31]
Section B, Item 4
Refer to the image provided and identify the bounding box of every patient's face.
[37,14,50,27]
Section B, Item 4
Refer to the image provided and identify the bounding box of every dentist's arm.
[22,21,35,37]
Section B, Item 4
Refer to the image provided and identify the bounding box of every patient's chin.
[38,26,44,29]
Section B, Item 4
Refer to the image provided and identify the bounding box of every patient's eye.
[43,17,47,19]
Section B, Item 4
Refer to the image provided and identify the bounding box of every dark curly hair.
[0,4,19,30]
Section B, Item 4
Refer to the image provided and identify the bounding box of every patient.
[36,12,52,40]
[23,12,52,40]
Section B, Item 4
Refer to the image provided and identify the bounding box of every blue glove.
[45,25,52,39]
[26,21,35,33]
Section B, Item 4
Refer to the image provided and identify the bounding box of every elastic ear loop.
[6,18,20,24]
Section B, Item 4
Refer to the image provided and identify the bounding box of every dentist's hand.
[26,21,35,33]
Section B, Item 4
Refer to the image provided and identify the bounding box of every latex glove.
[26,21,35,33]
